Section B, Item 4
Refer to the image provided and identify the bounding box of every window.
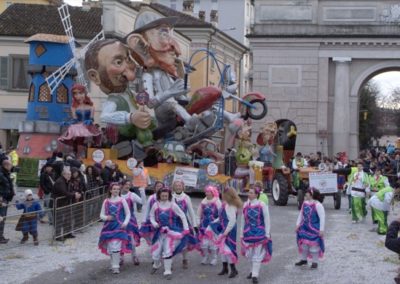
[9,55,30,90]
[28,83,35,102]
[34,43,47,57]
[56,84,68,104]
[0,57,7,89]
[38,83,52,102]
[175,144,184,152]
[170,0,177,10]
[247,2,250,17]
[206,143,217,152]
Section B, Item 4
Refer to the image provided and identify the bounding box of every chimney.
[82,1,91,11]
[48,0,63,5]
[210,10,218,27]
[183,0,194,16]
[199,10,206,21]
[82,0,102,10]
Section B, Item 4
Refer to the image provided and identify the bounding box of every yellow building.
[0,1,247,150]
[0,0,59,14]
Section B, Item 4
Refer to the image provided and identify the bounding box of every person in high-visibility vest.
[132,160,149,212]
[292,152,308,189]
[8,147,18,189]
[254,182,269,206]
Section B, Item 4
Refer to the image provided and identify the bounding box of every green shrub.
[17,158,40,188]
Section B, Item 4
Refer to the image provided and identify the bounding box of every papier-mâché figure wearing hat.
[126,9,202,139]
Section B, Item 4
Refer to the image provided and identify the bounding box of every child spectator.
[15,189,45,245]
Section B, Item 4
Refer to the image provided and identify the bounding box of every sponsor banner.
[309,172,338,194]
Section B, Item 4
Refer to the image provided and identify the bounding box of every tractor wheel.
[297,189,304,210]
[334,191,341,210]
[272,173,289,206]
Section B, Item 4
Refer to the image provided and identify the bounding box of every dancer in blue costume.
[205,186,242,278]
[241,187,272,284]
[140,181,164,244]
[172,180,199,269]
[121,180,146,265]
[99,183,132,274]
[197,185,221,265]
[295,188,325,269]
[149,187,189,280]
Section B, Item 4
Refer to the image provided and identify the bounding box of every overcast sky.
[371,71,400,98]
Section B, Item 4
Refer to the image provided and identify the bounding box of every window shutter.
[0,56,8,90]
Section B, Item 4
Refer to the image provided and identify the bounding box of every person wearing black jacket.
[51,168,81,241]
[0,159,15,243]
[40,163,56,224]
[112,164,124,183]
[65,154,82,169]
[70,167,86,232]
[101,160,114,188]
[86,166,102,195]
[386,219,400,284]
[52,152,65,180]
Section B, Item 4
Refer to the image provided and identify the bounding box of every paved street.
[1,194,399,284]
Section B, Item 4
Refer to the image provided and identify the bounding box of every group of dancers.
[347,162,395,234]
[97,180,325,283]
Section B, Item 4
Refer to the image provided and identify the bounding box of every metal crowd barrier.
[52,186,106,241]
[0,200,54,250]
[0,186,107,250]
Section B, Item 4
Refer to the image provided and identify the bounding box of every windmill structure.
[17,4,104,159]
[46,3,105,94]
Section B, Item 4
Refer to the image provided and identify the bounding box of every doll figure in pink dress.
[59,84,101,154]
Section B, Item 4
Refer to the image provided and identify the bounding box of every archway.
[349,61,400,158]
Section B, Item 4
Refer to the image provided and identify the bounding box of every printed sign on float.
[38,160,47,177]
[309,172,338,194]
[173,167,199,188]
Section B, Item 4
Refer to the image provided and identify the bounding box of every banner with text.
[309,172,338,194]
[173,167,199,188]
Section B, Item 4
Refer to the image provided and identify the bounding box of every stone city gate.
[248,0,400,158]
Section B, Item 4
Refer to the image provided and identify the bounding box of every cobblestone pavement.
[0,193,398,284]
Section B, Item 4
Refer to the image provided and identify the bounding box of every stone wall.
[250,0,400,158]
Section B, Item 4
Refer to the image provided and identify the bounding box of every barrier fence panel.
[0,200,54,251]
[0,185,107,250]
[53,186,106,241]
